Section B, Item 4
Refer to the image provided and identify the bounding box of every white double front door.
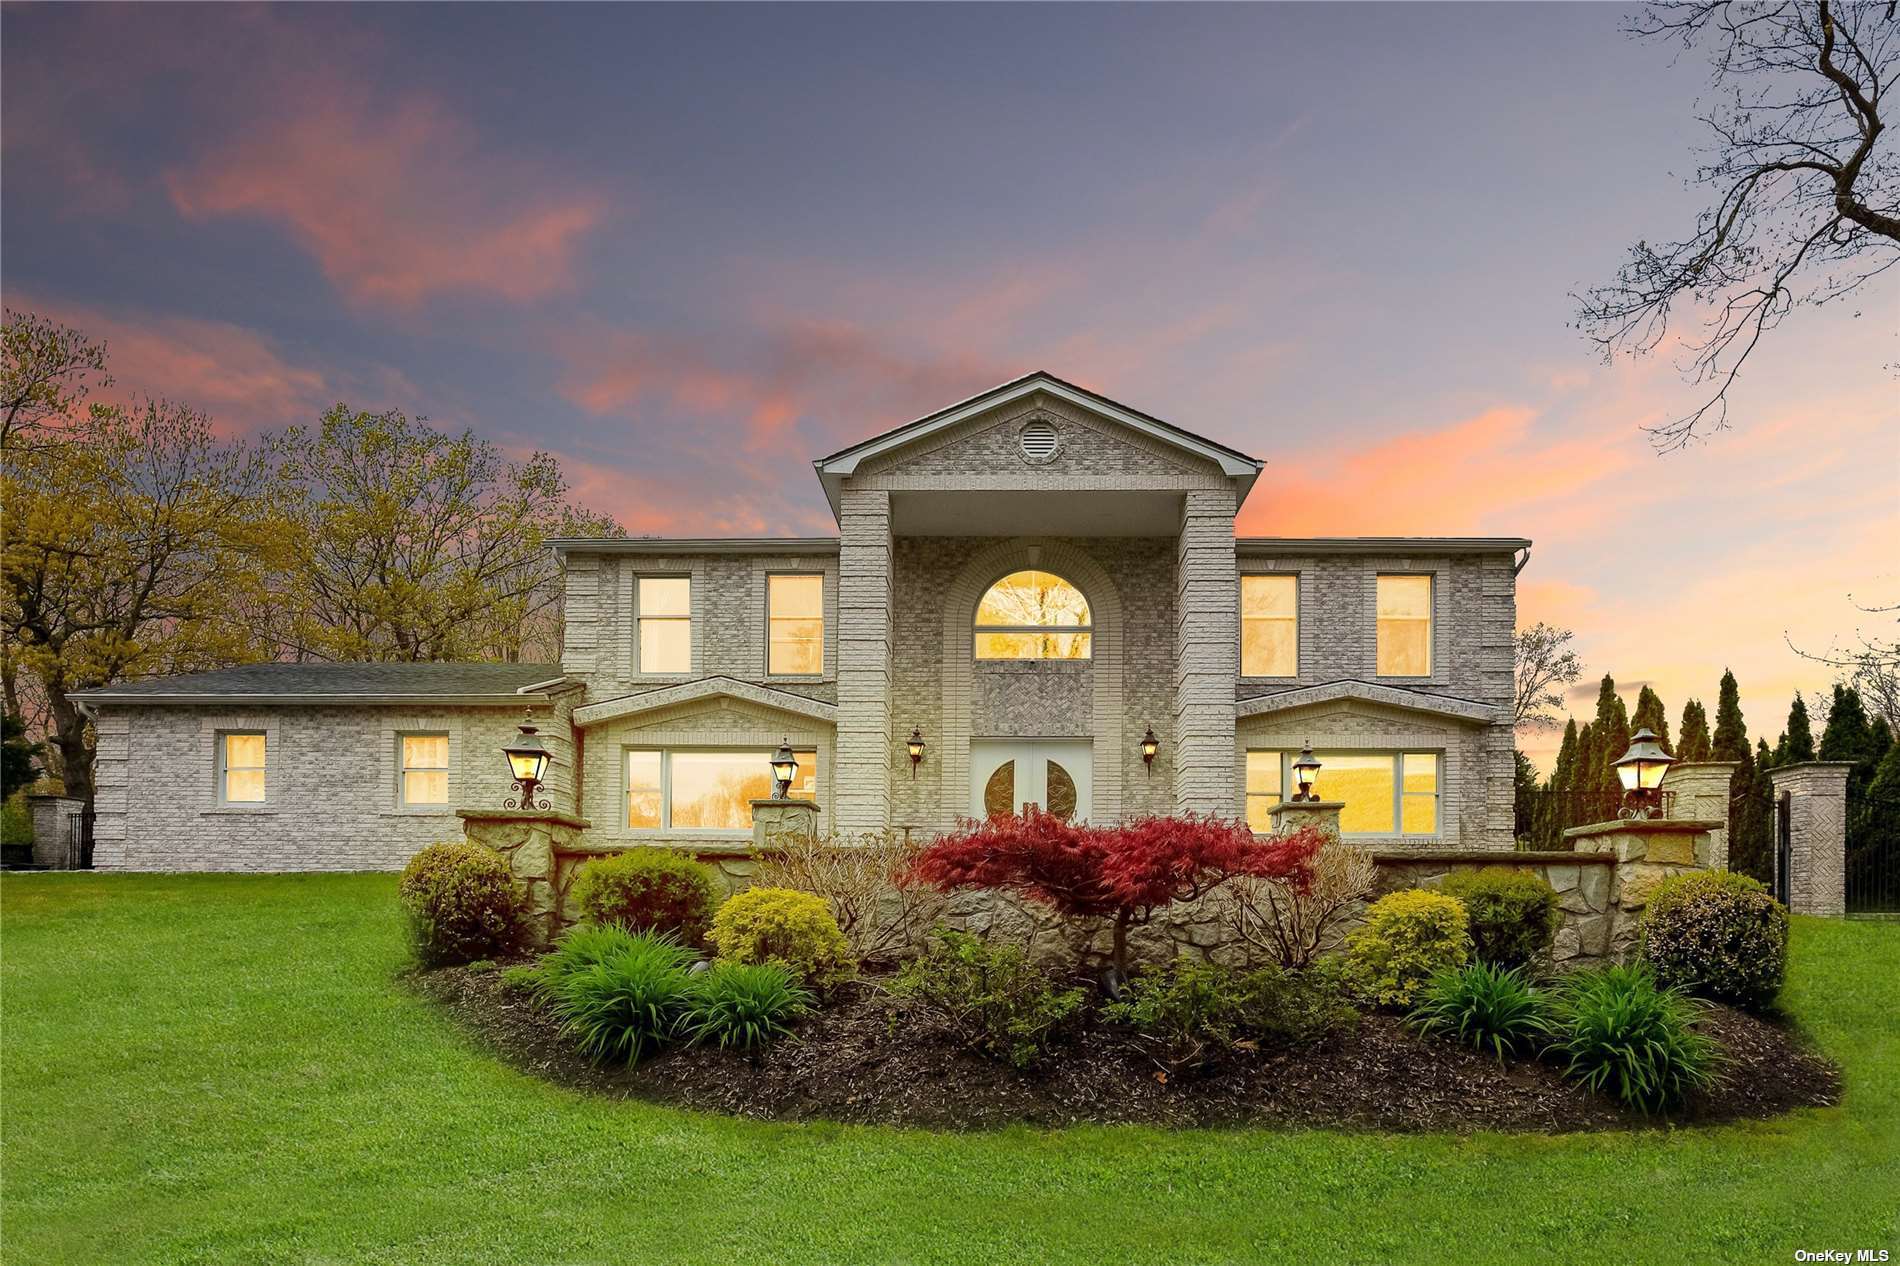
[969,740,1092,822]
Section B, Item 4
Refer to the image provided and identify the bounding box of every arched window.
[974,569,1093,660]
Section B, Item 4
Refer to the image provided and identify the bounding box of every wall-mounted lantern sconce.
[770,739,799,800]
[906,726,927,779]
[1291,740,1322,802]
[502,709,552,810]
[1140,724,1159,774]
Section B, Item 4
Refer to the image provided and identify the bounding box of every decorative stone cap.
[1269,799,1345,813]
[455,808,591,830]
[1371,847,1615,866]
[749,798,819,810]
[1562,818,1724,840]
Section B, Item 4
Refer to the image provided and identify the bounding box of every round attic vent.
[1019,420,1059,461]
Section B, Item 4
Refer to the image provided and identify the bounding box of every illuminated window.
[768,574,824,675]
[1241,574,1298,676]
[974,570,1092,660]
[637,577,691,674]
[626,748,818,832]
[1376,575,1433,676]
[1243,749,1439,837]
[400,733,450,807]
[219,732,267,804]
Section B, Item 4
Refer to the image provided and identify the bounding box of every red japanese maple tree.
[906,809,1323,974]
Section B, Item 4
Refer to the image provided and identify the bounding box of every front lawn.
[3,874,1895,1264]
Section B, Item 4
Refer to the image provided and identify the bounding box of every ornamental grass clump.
[548,931,697,1065]
[1341,888,1470,1008]
[1440,867,1561,971]
[515,923,641,1003]
[1408,961,1552,1062]
[890,929,1086,1069]
[1549,964,1716,1113]
[709,887,856,990]
[1639,871,1789,1011]
[682,961,813,1051]
[397,841,529,966]
[572,849,720,948]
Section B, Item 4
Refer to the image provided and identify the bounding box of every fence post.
[1765,761,1853,916]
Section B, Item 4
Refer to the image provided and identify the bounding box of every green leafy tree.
[1633,684,1672,752]
[1677,699,1712,762]
[1778,694,1817,764]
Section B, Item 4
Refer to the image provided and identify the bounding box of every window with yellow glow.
[637,576,691,674]
[1376,574,1433,676]
[626,747,818,831]
[400,733,450,807]
[1244,749,1439,837]
[974,569,1092,660]
[768,574,824,675]
[1241,574,1298,676]
[220,732,267,803]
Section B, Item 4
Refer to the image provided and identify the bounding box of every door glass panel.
[984,761,1016,818]
[1046,760,1077,820]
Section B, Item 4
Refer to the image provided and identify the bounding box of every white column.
[834,488,893,834]
[1173,488,1239,814]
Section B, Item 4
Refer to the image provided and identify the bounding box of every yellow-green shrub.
[709,887,855,989]
[1342,888,1470,1007]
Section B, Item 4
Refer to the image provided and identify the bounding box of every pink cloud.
[167,94,606,309]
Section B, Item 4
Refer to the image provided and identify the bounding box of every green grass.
[3,874,1896,1264]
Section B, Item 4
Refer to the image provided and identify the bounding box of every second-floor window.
[1376,574,1433,676]
[974,569,1092,660]
[1241,574,1298,676]
[637,576,691,674]
[768,574,824,675]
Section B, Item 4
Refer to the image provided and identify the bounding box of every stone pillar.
[751,797,819,852]
[835,487,893,833]
[1268,799,1343,842]
[1565,818,1721,960]
[25,795,85,869]
[1173,488,1239,814]
[457,809,592,948]
[1767,761,1853,917]
[1660,761,1738,871]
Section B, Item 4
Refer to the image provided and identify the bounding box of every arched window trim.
[973,568,1094,661]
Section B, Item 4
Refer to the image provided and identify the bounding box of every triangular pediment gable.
[1236,680,1498,727]
[574,677,837,729]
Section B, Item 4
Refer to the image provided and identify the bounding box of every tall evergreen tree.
[1853,740,1900,913]
[1,713,42,795]
[1537,718,1581,849]
[1729,737,1775,884]
[1513,750,1541,844]
[1871,715,1894,769]
[1678,699,1712,762]
[1588,675,1631,820]
[1632,685,1672,752]
[1712,670,1749,763]
[1779,694,1816,764]
[1821,684,1882,874]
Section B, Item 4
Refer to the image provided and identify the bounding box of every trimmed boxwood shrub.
[1342,888,1470,1008]
[398,842,528,966]
[709,886,856,990]
[572,849,720,947]
[1639,871,1789,1011]
[1441,867,1562,970]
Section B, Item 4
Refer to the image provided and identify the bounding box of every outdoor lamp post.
[1140,724,1159,773]
[1615,727,1675,819]
[1292,741,1322,802]
[770,740,799,799]
[906,727,927,779]
[502,710,552,810]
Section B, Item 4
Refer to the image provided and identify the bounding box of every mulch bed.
[411,965,1841,1133]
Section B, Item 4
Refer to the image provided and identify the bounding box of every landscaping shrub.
[1549,964,1716,1113]
[756,830,947,963]
[1106,958,1357,1071]
[1408,961,1551,1062]
[1341,888,1470,1007]
[889,929,1085,1069]
[1639,871,1789,1011]
[1229,840,1376,968]
[708,887,855,989]
[682,961,813,1050]
[1441,867,1561,970]
[548,932,697,1065]
[397,841,528,966]
[572,849,720,947]
[1240,959,1360,1045]
[517,923,642,1002]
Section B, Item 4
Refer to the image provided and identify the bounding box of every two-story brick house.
[76,372,1529,870]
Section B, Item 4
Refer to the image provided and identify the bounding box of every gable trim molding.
[574,676,839,729]
[1236,679,1498,726]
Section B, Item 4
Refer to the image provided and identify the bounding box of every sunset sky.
[4,3,1894,768]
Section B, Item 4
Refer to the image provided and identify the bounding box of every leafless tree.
[1576,1,1899,449]
[1515,622,1586,730]
[1790,594,1900,730]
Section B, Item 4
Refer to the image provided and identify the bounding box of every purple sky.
[4,2,1894,766]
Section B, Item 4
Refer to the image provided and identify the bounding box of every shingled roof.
[69,662,566,705]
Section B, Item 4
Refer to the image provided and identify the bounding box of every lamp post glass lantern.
[502,711,552,810]
[1292,741,1322,802]
[770,739,799,800]
[1615,727,1675,819]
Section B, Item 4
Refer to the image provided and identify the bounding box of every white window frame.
[1245,748,1442,838]
[1375,573,1435,678]
[398,731,452,809]
[1240,573,1300,678]
[972,570,1094,661]
[635,575,692,675]
[625,746,819,834]
[216,730,268,806]
[765,572,826,678]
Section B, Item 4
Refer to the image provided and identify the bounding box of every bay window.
[1243,748,1440,837]
[626,747,818,831]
